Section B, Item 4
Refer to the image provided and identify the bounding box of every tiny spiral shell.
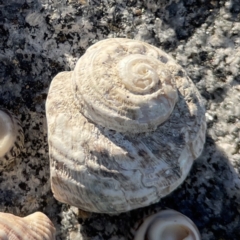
[73,38,178,133]
[133,210,201,240]
[0,211,56,240]
[0,108,24,169]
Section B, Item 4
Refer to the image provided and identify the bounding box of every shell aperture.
[0,108,24,169]
[133,210,201,240]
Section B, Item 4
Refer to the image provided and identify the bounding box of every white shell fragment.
[0,211,56,240]
[0,108,24,168]
[133,209,201,240]
[46,38,206,214]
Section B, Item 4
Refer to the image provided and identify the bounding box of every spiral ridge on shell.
[72,38,178,133]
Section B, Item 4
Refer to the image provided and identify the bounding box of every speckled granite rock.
[0,0,239,239]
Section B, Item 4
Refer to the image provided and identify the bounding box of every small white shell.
[133,210,201,240]
[0,211,56,239]
[0,108,24,168]
[46,38,206,214]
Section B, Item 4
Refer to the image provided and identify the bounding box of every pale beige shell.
[46,38,206,214]
[0,108,24,169]
[0,211,56,239]
[133,209,201,240]
[72,39,178,133]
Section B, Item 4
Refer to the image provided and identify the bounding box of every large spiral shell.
[133,210,201,240]
[73,39,178,133]
[0,211,56,239]
[46,38,206,214]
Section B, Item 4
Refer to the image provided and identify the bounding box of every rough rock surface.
[0,0,239,239]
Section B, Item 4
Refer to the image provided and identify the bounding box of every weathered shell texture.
[0,211,56,240]
[46,38,206,214]
[133,209,201,240]
[0,108,24,169]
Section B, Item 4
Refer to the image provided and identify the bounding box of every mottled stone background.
[0,0,240,239]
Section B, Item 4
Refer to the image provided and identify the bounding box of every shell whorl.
[133,210,201,240]
[73,38,178,133]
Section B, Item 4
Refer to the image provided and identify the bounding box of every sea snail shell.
[0,108,24,168]
[0,211,56,239]
[133,210,201,240]
[46,38,206,214]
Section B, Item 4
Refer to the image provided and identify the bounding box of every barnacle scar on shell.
[46,38,206,214]
[0,211,56,239]
[133,209,201,240]
[0,108,24,169]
